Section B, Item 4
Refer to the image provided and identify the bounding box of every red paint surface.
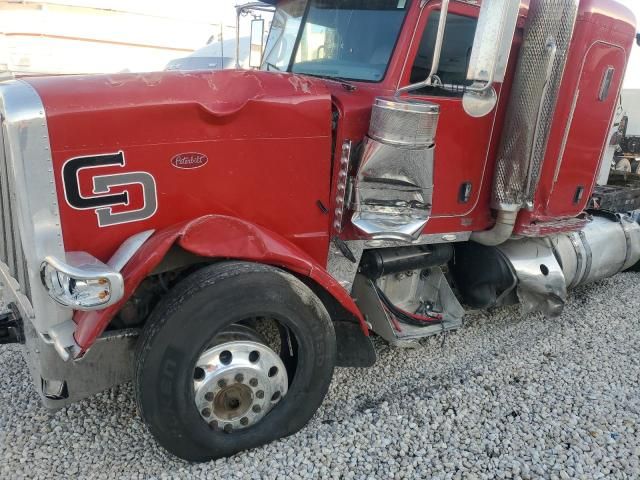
[516,0,636,230]
[73,215,367,352]
[23,0,638,351]
[26,70,334,265]
[327,0,524,238]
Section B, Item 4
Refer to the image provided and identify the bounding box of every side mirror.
[249,19,265,69]
[463,0,520,117]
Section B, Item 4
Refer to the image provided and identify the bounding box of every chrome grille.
[0,116,31,301]
[492,0,579,210]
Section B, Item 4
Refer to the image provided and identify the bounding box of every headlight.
[40,253,124,310]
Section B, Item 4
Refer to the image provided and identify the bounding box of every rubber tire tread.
[134,261,336,461]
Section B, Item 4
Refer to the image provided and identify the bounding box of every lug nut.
[204,392,214,402]
[240,417,249,426]
[223,424,233,433]
[209,420,219,430]
[218,379,227,388]
[249,378,258,387]
[235,373,245,383]
[256,390,265,399]
[252,405,262,413]
[201,408,211,417]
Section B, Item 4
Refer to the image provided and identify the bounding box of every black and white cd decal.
[62,151,157,227]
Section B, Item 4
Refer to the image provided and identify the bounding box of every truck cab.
[0,0,637,461]
[262,0,500,236]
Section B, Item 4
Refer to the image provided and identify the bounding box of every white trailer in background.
[598,89,640,179]
[614,89,640,174]
[597,100,625,184]
[0,0,235,75]
[622,90,640,137]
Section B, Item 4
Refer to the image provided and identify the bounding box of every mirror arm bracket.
[395,0,450,97]
[466,78,495,94]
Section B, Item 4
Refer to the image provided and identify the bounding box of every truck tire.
[134,262,336,461]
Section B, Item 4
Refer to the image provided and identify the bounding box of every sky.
[617,0,640,88]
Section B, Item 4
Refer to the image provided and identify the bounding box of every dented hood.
[20,70,335,265]
[23,70,331,151]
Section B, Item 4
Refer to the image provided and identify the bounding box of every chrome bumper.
[21,319,138,409]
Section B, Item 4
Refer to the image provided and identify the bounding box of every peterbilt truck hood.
[22,70,334,264]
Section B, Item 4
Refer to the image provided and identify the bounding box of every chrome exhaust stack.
[472,0,580,245]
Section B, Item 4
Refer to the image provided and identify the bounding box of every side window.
[409,12,478,97]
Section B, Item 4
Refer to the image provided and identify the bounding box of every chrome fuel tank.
[497,213,640,316]
[551,214,640,289]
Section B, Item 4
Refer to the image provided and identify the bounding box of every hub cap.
[194,340,288,432]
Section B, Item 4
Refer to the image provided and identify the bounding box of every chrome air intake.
[369,98,439,147]
[351,98,439,242]
[492,0,579,211]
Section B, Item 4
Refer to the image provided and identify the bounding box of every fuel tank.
[500,213,640,315]
[454,212,640,316]
[22,70,334,265]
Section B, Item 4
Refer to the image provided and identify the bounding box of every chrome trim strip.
[364,231,471,249]
[107,229,155,271]
[578,230,593,286]
[0,80,70,336]
[622,219,633,269]
[552,89,580,184]
[326,239,365,293]
[567,232,584,289]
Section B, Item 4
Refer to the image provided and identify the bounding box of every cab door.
[398,1,508,229]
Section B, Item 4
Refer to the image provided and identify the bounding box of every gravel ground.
[1,272,640,479]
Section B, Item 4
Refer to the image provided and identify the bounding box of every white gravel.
[1,272,640,479]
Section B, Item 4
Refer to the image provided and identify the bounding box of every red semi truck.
[0,0,637,461]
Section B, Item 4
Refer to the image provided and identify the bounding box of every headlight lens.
[40,253,124,310]
[43,266,111,308]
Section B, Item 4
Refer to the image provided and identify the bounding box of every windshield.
[262,0,409,82]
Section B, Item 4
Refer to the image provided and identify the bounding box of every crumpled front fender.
[73,215,366,354]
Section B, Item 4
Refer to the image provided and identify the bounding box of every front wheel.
[134,262,336,461]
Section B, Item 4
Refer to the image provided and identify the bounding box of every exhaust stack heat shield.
[491,0,579,211]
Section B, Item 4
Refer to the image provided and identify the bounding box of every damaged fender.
[73,215,367,354]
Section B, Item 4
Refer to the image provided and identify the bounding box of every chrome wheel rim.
[193,340,288,432]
